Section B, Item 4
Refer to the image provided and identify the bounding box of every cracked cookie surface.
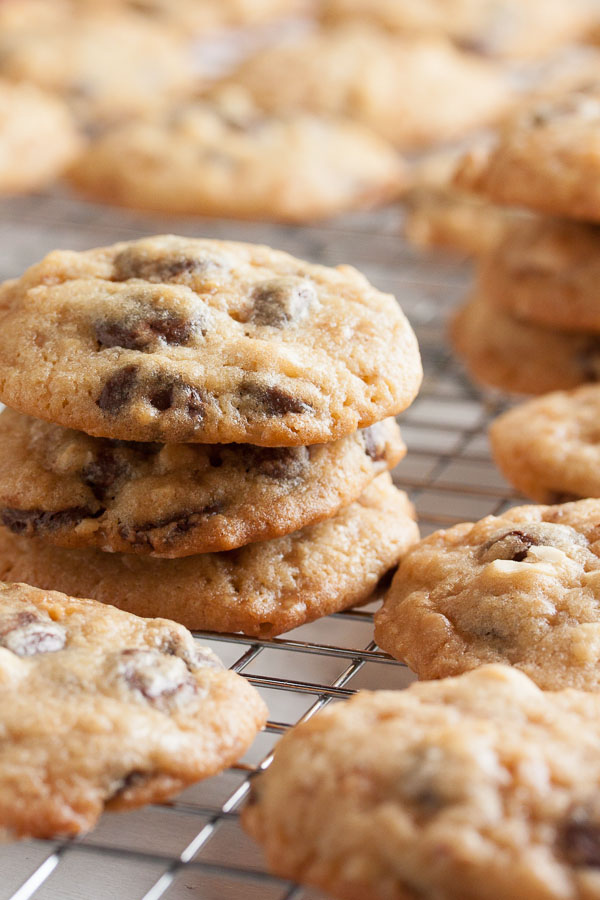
[376,498,600,691]
[244,664,600,900]
[0,580,266,841]
[0,475,419,637]
[0,235,421,444]
[0,408,404,556]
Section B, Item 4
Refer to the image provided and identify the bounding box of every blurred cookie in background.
[226,25,513,149]
[0,9,196,126]
[0,80,82,194]
[319,0,598,59]
[69,87,406,221]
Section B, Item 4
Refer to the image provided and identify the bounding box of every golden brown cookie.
[0,475,419,638]
[244,664,600,900]
[0,235,422,445]
[0,579,266,841]
[0,408,404,556]
[376,498,600,691]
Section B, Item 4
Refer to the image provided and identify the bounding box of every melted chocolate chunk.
[249,277,317,327]
[363,425,386,462]
[95,309,196,351]
[118,503,223,548]
[0,611,67,657]
[247,446,309,480]
[479,529,540,563]
[113,249,213,284]
[82,449,129,501]
[97,365,139,414]
[109,770,153,801]
[240,383,313,418]
[113,648,196,705]
[560,814,600,867]
[1,506,100,536]
[148,377,205,420]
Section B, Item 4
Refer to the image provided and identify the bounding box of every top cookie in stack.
[450,81,600,395]
[0,235,422,636]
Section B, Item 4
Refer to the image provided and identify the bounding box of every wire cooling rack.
[0,189,524,900]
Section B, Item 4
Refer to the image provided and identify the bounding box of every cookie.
[0,11,194,126]
[490,385,600,503]
[0,408,404,557]
[479,216,600,333]
[320,0,596,58]
[450,294,600,395]
[0,235,422,445]
[456,82,600,222]
[96,0,307,32]
[0,579,267,841]
[243,664,600,900]
[69,90,406,222]
[228,25,512,149]
[0,475,419,637]
[375,497,600,691]
[0,80,82,194]
[404,149,515,256]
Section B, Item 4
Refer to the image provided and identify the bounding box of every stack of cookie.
[0,234,422,637]
[450,80,600,395]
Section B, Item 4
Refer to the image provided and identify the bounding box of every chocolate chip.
[0,611,66,657]
[82,449,129,502]
[0,506,100,536]
[560,812,600,867]
[148,377,205,420]
[479,529,540,562]
[159,634,223,671]
[246,446,309,480]
[249,277,317,328]
[113,249,212,284]
[118,503,223,548]
[97,365,139,414]
[95,309,196,351]
[362,425,386,462]
[240,383,313,418]
[112,648,196,706]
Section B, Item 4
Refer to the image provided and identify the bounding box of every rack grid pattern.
[0,191,523,900]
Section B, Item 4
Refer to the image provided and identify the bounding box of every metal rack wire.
[0,190,523,900]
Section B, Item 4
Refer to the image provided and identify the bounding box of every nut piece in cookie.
[375,498,600,691]
[0,580,266,841]
[243,665,600,900]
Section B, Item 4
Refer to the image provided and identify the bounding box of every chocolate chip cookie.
[0,11,194,125]
[228,25,512,149]
[0,80,82,194]
[0,408,404,556]
[490,385,600,503]
[478,217,600,333]
[244,664,600,900]
[0,579,267,841]
[450,294,600,395]
[0,235,422,445]
[456,82,600,222]
[69,90,406,222]
[0,475,419,637]
[320,0,596,59]
[376,498,600,691]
